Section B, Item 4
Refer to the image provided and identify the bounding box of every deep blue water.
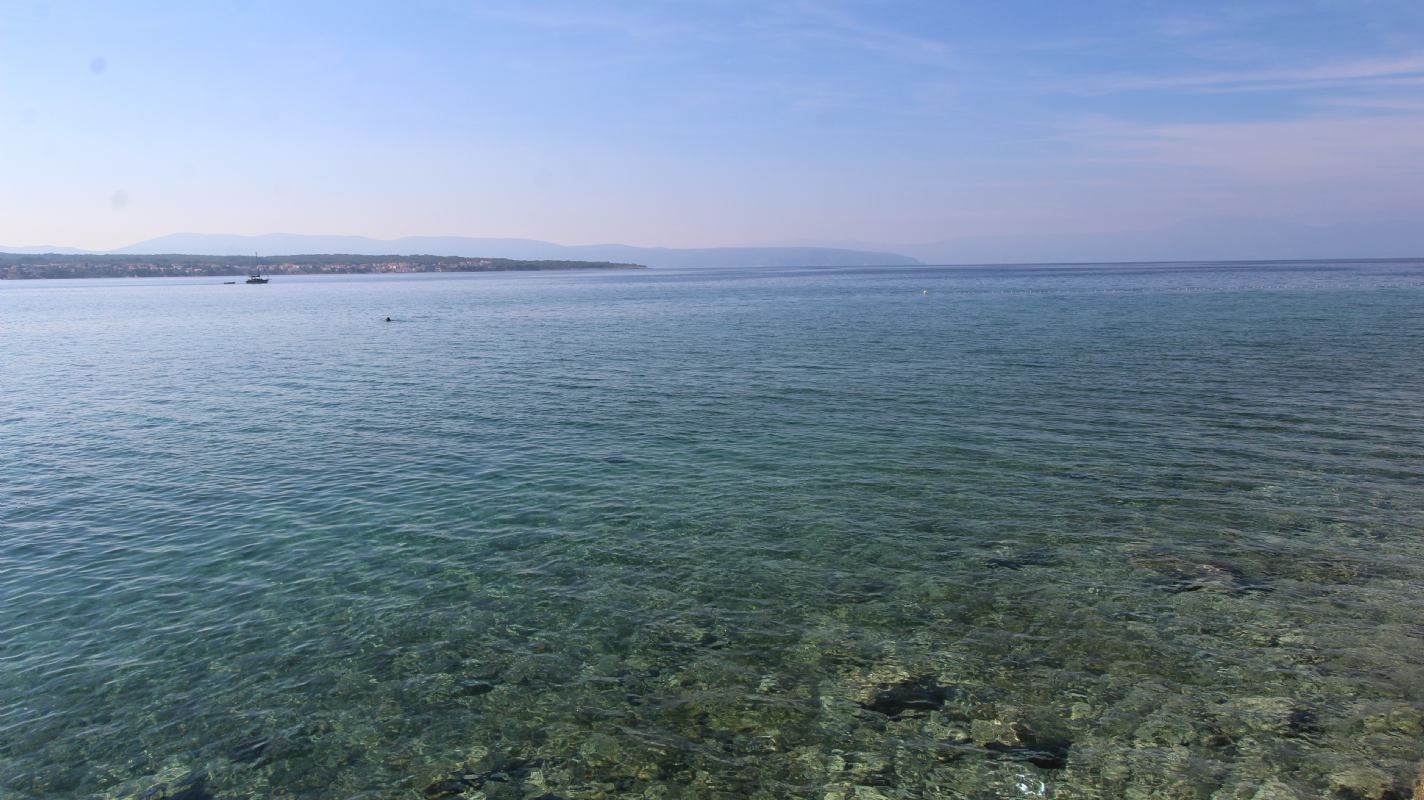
[3,261,1423,799]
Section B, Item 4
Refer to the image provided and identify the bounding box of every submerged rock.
[423,751,533,799]
[971,707,1073,770]
[859,675,958,717]
[148,773,214,800]
[227,736,271,763]
[1129,551,1270,594]
[1326,765,1406,800]
[1211,777,1305,800]
[1356,703,1424,737]
[1248,778,1305,800]
[579,732,623,766]
[422,778,467,799]
[457,679,497,696]
[985,549,1056,570]
[1215,696,1318,739]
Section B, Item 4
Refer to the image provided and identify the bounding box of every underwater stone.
[423,778,466,798]
[483,783,522,800]
[842,751,893,785]
[1128,552,1270,594]
[458,679,497,696]
[1243,779,1305,800]
[902,711,972,746]
[971,707,1073,770]
[859,675,957,717]
[982,741,1070,771]
[1326,766,1403,800]
[227,736,271,763]
[1359,704,1424,736]
[821,786,893,800]
[985,549,1056,570]
[1133,713,1205,748]
[165,773,215,800]
[422,753,534,800]
[1215,697,1318,738]
[579,733,623,766]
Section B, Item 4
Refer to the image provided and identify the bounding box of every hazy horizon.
[4,1,1423,253]
[8,215,1424,267]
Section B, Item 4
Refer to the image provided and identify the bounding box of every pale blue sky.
[3,0,1423,249]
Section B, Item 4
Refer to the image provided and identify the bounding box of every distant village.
[0,253,643,280]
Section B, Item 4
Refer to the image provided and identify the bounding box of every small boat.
[245,252,269,284]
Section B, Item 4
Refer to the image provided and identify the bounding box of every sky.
[2,0,1423,251]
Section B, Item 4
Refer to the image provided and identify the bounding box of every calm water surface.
[3,261,1424,799]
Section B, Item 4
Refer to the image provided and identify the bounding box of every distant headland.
[0,232,923,269]
[0,253,644,280]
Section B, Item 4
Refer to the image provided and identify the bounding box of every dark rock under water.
[985,547,1058,571]
[424,750,533,799]
[226,736,270,763]
[138,773,214,800]
[457,678,496,696]
[860,675,959,717]
[1129,551,1272,594]
[972,707,1074,770]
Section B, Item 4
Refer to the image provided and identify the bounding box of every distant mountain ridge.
[100,233,919,268]
[7,217,1422,266]
[0,244,93,255]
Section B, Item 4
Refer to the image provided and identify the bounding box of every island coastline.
[0,252,645,280]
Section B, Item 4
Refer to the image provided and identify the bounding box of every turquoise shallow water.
[3,261,1424,799]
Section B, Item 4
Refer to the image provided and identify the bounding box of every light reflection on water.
[2,261,1423,799]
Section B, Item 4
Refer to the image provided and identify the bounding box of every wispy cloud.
[447,2,697,42]
[773,0,954,64]
[1061,111,1424,184]
[448,0,956,67]
[1317,95,1424,112]
[1098,53,1424,94]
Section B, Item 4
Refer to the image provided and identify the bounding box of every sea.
[2,260,1423,799]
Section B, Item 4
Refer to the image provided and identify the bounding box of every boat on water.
[245,253,269,283]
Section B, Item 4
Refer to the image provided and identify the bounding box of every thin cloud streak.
[447,2,697,42]
[1095,53,1424,94]
[1317,95,1424,112]
[778,0,955,64]
[1061,112,1424,187]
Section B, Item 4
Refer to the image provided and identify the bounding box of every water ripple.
[2,263,1424,798]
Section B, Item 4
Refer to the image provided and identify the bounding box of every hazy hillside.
[111,234,920,268]
[15,218,1420,267]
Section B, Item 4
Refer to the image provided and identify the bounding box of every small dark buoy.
[385,317,392,322]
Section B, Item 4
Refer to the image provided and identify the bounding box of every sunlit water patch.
[2,261,1423,799]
